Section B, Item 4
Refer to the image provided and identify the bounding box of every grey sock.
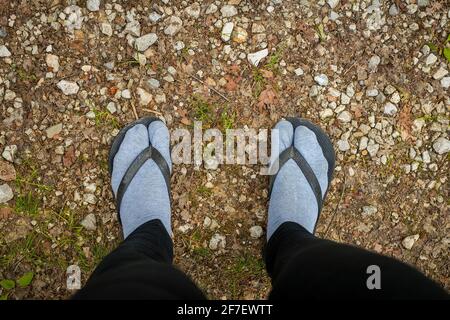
[267,120,330,240]
[111,121,172,239]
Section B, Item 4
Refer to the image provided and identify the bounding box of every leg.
[266,118,448,299]
[74,118,205,299]
[73,219,205,299]
[265,222,447,299]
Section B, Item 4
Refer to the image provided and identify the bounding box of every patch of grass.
[92,108,120,129]
[191,95,213,123]
[264,48,284,73]
[225,253,266,298]
[14,191,40,216]
[221,107,235,131]
[252,68,266,98]
[197,185,213,196]
[11,64,37,82]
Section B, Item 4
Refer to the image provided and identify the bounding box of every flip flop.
[108,117,171,224]
[268,117,335,218]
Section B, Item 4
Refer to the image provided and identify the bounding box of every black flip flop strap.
[116,146,171,217]
[269,146,323,213]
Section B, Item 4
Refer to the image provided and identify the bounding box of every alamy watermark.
[170,121,280,175]
[366,265,381,290]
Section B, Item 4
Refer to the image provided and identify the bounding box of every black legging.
[73,219,447,300]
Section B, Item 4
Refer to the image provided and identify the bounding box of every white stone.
[57,80,79,95]
[164,16,183,36]
[337,139,350,151]
[247,49,268,67]
[314,74,329,86]
[220,5,237,17]
[320,108,334,119]
[337,110,352,123]
[390,92,401,104]
[149,12,162,23]
[106,102,117,114]
[384,102,398,115]
[294,67,304,76]
[433,67,448,80]
[0,184,13,203]
[185,3,200,19]
[440,76,450,89]
[433,137,450,155]
[366,88,378,97]
[362,205,377,216]
[134,33,158,52]
[368,55,380,72]
[327,0,340,9]
[101,23,112,36]
[389,4,399,15]
[125,20,141,37]
[46,123,63,139]
[209,233,226,250]
[367,143,380,157]
[83,193,97,205]
[0,45,11,57]
[46,54,60,72]
[340,93,350,104]
[205,4,218,14]
[121,89,131,99]
[81,213,97,230]
[221,22,234,42]
[136,87,152,106]
[402,234,419,250]
[425,53,437,65]
[86,0,100,12]
[249,226,263,239]
[147,78,160,89]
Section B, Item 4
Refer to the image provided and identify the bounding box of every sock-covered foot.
[267,120,332,240]
[111,121,172,238]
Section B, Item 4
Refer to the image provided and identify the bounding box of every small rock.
[101,23,113,36]
[206,3,218,14]
[249,225,263,239]
[425,53,437,65]
[164,16,183,36]
[389,4,399,16]
[0,45,11,57]
[46,54,60,72]
[433,67,448,80]
[147,78,160,89]
[367,143,380,157]
[366,88,378,97]
[314,74,329,86]
[134,33,158,52]
[0,27,7,38]
[2,145,17,163]
[440,76,450,89]
[57,80,79,95]
[320,108,333,119]
[294,67,304,76]
[149,12,162,23]
[185,3,200,19]
[232,26,248,43]
[432,137,450,155]
[368,55,380,73]
[46,123,63,139]
[362,205,377,216]
[402,234,419,250]
[136,88,152,106]
[384,102,398,116]
[327,0,340,9]
[83,193,97,205]
[221,5,237,17]
[247,49,268,67]
[86,0,100,12]
[221,22,234,42]
[337,110,352,123]
[340,93,351,104]
[0,160,16,182]
[125,20,141,37]
[337,139,350,151]
[155,93,166,104]
[209,233,226,250]
[121,89,131,99]
[0,184,13,203]
[106,102,117,114]
[81,213,97,231]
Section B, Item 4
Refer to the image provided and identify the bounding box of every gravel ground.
[0,0,449,299]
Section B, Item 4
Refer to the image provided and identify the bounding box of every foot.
[267,119,334,240]
[111,120,172,238]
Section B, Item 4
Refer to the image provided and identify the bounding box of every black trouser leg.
[72,219,206,300]
[265,222,448,299]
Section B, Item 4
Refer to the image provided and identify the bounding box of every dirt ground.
[0,0,449,299]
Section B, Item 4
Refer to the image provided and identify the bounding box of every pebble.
[340,93,350,104]
[221,22,234,42]
[389,4,399,15]
[247,49,268,67]
[294,67,304,76]
[121,89,131,99]
[205,3,218,14]
[106,102,117,114]
[149,12,162,23]
[433,67,448,80]
[368,55,380,73]
[164,16,183,36]
[81,213,97,230]
[232,27,248,43]
[147,78,160,89]
[432,137,450,155]
[0,45,11,57]
[83,193,97,205]
[320,108,334,119]
[249,226,263,239]
[185,3,200,19]
[367,143,380,157]
[46,123,63,139]
[366,88,378,97]
[86,0,100,12]
[209,233,226,250]
[327,0,340,9]
[337,110,352,123]
[425,53,437,65]
[46,54,60,72]
[0,184,13,203]
[362,205,377,216]
[134,33,158,52]
[384,102,398,115]
[440,76,450,89]
[402,234,419,250]
[101,23,113,36]
[136,88,152,105]
[57,80,79,95]
[314,74,329,86]
[125,20,141,37]
[2,145,17,163]
[337,139,350,151]
[0,27,6,38]
[221,5,238,17]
